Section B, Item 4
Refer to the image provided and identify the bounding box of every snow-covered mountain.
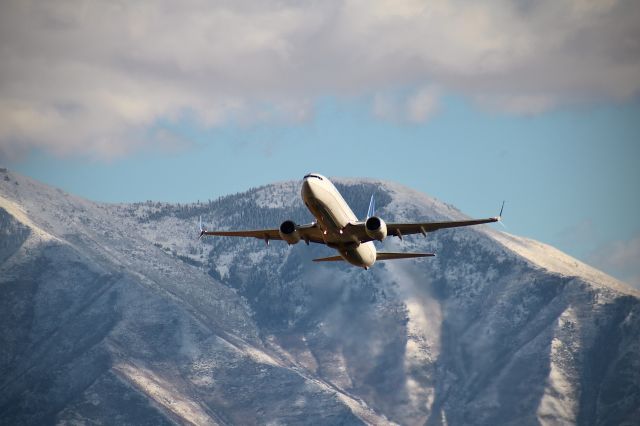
[1,169,638,426]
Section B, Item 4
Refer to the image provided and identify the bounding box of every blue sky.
[1,1,639,286]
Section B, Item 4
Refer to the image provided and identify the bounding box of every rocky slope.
[1,169,638,425]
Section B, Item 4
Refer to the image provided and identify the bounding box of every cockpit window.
[303,173,323,180]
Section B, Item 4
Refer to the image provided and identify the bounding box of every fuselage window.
[303,174,323,180]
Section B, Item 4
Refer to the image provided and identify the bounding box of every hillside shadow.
[426,251,573,425]
[574,292,640,426]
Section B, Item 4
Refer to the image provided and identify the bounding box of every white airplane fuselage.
[301,174,376,268]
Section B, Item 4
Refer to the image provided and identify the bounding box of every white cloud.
[372,86,440,123]
[407,86,440,123]
[1,0,639,159]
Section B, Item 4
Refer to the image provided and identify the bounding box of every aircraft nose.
[301,178,312,198]
[301,177,319,200]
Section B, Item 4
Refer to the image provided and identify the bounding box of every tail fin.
[367,193,376,219]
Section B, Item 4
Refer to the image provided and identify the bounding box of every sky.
[1,0,639,288]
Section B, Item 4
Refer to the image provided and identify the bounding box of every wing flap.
[376,252,435,260]
[202,229,281,238]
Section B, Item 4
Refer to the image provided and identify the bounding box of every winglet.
[198,216,206,240]
[367,193,376,219]
[497,201,508,229]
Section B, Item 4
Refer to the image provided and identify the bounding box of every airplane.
[199,173,503,270]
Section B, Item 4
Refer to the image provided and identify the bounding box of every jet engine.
[365,216,387,241]
[279,220,301,244]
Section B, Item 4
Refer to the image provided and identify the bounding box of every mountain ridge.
[1,169,639,425]
[1,169,633,293]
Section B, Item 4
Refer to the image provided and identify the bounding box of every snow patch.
[114,361,218,426]
[0,196,58,243]
[537,307,580,425]
[491,231,636,295]
[239,343,282,367]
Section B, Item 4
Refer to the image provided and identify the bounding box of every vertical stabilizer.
[367,193,376,219]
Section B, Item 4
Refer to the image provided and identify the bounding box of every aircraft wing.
[344,216,499,242]
[201,222,326,244]
[201,229,281,239]
[313,252,434,262]
[386,217,499,238]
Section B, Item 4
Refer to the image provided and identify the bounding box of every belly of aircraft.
[340,242,376,267]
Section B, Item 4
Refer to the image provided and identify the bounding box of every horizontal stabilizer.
[376,252,435,261]
[313,255,345,262]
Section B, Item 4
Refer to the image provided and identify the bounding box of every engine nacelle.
[279,220,301,244]
[365,216,387,241]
